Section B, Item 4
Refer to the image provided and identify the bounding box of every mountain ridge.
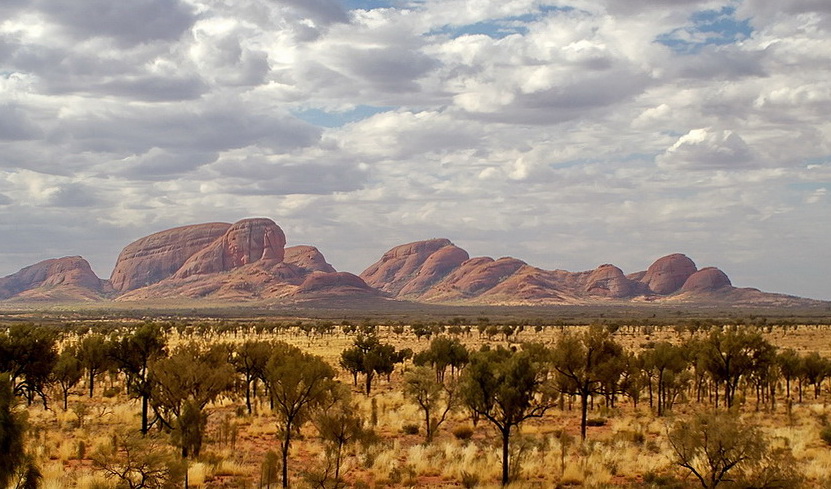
[0,217,824,307]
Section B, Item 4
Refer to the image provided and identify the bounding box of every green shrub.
[401,423,420,435]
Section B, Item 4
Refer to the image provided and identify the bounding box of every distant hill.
[0,218,823,308]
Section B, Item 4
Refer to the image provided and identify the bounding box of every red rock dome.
[681,267,732,293]
[641,253,697,295]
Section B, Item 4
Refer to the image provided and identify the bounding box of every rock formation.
[0,218,820,307]
[680,267,732,293]
[585,264,635,298]
[174,218,286,279]
[109,222,231,292]
[360,239,467,296]
[294,272,380,296]
[0,256,104,301]
[284,246,337,274]
[640,253,698,295]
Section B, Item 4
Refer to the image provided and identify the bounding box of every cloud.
[0,0,830,299]
[0,104,42,140]
[277,0,349,25]
[657,128,757,170]
[33,0,197,46]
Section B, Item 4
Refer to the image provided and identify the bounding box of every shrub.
[460,470,479,489]
[452,425,474,441]
[820,424,831,446]
[586,418,606,427]
[401,423,420,435]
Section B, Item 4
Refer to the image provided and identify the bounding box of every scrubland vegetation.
[3,312,831,488]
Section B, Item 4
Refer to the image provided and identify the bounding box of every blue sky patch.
[427,5,574,39]
[293,105,393,128]
[343,0,397,10]
[656,6,752,54]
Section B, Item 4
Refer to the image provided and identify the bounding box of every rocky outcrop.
[109,222,231,292]
[174,218,286,279]
[1,216,815,307]
[397,245,470,297]
[640,253,698,295]
[284,246,337,274]
[681,267,732,293]
[360,239,467,295]
[294,272,379,297]
[0,256,104,301]
[585,264,635,298]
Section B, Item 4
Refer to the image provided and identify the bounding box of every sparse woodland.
[4,316,831,489]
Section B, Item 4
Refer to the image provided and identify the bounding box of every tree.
[150,343,235,460]
[667,411,765,489]
[339,335,404,395]
[265,342,338,488]
[413,336,469,383]
[700,328,772,409]
[461,346,555,485]
[229,340,271,414]
[78,333,112,398]
[0,373,27,488]
[51,346,84,411]
[403,366,459,443]
[777,348,802,400]
[109,323,167,434]
[641,342,688,416]
[0,324,58,407]
[92,431,185,489]
[801,351,830,399]
[552,326,624,440]
[307,394,366,489]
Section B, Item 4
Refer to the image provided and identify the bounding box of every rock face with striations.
[360,239,469,296]
[174,218,286,279]
[284,246,337,274]
[585,264,635,298]
[640,253,698,295]
[109,222,231,292]
[0,256,104,300]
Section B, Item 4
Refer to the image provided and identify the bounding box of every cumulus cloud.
[0,0,830,299]
[657,128,757,170]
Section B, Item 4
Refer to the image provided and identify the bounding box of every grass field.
[5,304,831,488]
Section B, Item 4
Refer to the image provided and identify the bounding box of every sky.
[0,0,830,301]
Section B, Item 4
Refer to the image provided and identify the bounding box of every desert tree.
[307,390,367,489]
[229,339,272,414]
[413,336,469,383]
[667,411,767,489]
[551,325,624,440]
[109,323,167,434]
[339,334,405,395]
[0,324,58,407]
[92,431,185,489]
[800,351,830,400]
[149,342,235,460]
[700,327,772,408]
[641,341,688,416]
[403,365,460,443]
[0,373,41,489]
[51,345,84,411]
[777,348,802,401]
[265,342,339,488]
[461,345,556,486]
[78,333,112,398]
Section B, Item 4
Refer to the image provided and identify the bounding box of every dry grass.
[11,321,831,488]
